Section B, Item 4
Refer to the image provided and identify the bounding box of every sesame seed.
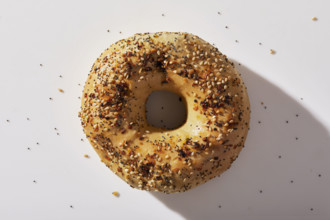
[112,191,120,197]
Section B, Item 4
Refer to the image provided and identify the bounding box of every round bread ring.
[79,32,250,193]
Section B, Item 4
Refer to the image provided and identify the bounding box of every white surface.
[0,0,330,219]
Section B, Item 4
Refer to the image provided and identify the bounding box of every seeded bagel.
[79,32,250,193]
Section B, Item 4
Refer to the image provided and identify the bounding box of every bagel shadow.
[150,63,330,219]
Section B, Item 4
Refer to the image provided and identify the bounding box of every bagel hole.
[146,90,187,130]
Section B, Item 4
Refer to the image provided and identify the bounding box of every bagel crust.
[79,32,250,193]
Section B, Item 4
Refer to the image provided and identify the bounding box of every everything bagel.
[79,32,250,193]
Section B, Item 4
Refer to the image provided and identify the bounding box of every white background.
[0,0,329,219]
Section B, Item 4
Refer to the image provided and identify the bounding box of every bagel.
[79,32,250,193]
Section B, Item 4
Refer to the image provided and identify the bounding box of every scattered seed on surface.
[70,205,74,209]
[6,119,10,122]
[84,154,89,158]
[40,64,43,67]
[310,208,314,211]
[318,174,322,177]
[259,42,262,45]
[270,49,276,54]
[107,30,110,32]
[290,180,294,183]
[36,142,39,145]
[27,117,30,120]
[49,97,53,100]
[33,180,37,183]
[162,13,165,16]
[59,75,63,78]
[27,147,31,150]
[259,190,263,193]
[286,120,289,123]
[112,191,120,197]
[58,88,64,93]
[312,17,317,21]
[278,155,282,159]
[225,26,228,29]
[81,138,84,142]
[217,12,221,15]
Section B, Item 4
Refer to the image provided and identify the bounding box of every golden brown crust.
[79,32,250,193]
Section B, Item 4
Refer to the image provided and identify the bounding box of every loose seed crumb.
[312,17,317,21]
[58,88,64,93]
[112,191,120,197]
[84,154,89,158]
[270,49,276,54]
